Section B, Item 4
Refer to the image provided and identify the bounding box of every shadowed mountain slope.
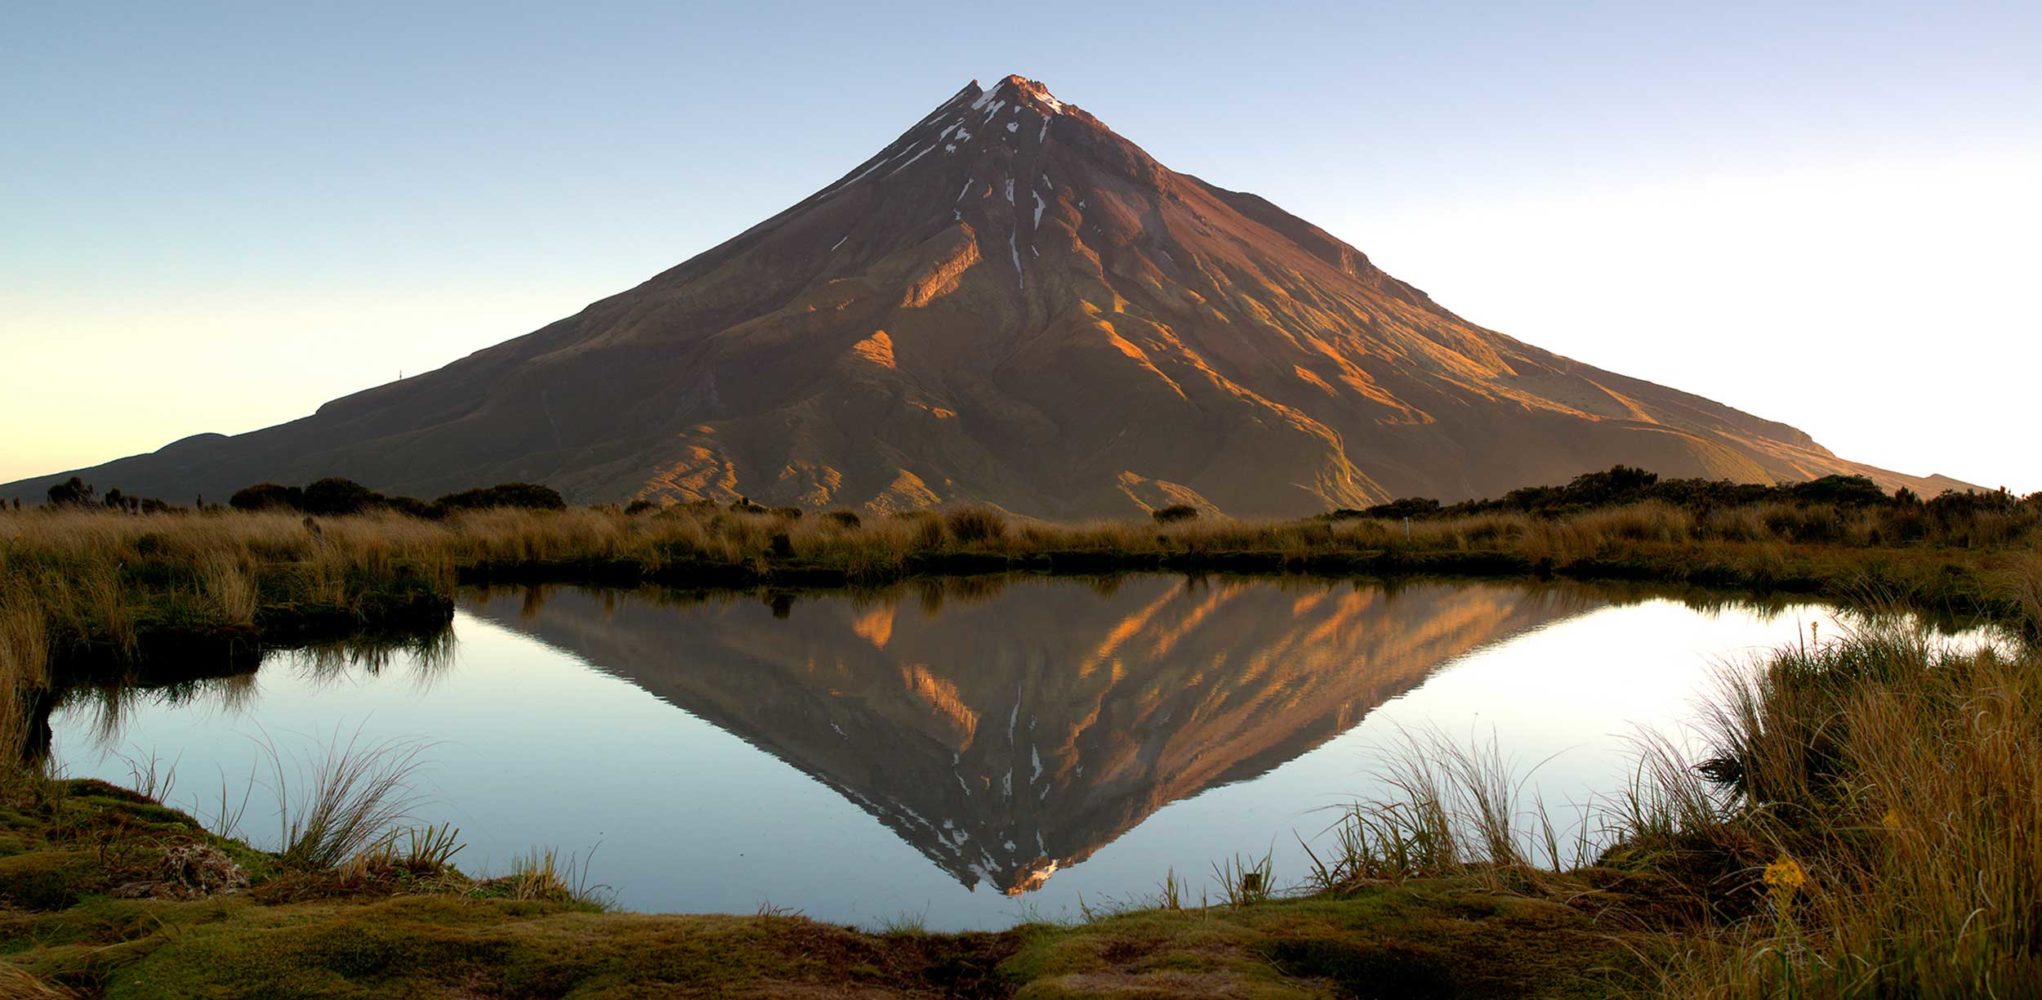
[3,76,1965,515]
[462,576,1605,893]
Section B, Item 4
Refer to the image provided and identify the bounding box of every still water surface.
[51,576,1866,929]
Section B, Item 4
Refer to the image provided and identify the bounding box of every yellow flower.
[1764,853,1807,922]
[1764,854,1806,891]
[1882,808,1903,832]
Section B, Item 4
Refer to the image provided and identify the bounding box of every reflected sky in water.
[49,575,1862,929]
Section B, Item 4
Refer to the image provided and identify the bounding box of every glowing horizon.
[4,2,2037,493]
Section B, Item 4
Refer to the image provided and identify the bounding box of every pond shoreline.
[40,529,2031,686]
[12,616,2036,996]
[4,505,2038,996]
[0,775,1668,998]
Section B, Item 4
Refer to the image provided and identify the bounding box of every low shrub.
[435,483,566,512]
[942,506,1006,544]
[230,483,304,512]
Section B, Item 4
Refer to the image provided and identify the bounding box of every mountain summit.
[3,76,1960,514]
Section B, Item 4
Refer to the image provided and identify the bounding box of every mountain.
[462,576,1607,893]
[3,75,1966,515]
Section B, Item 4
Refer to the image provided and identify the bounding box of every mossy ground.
[0,780,1664,999]
[7,501,2032,996]
[1005,888,1662,999]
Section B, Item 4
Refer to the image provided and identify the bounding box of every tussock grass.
[1212,850,1276,907]
[1298,616,2040,998]
[1156,867,1190,911]
[261,727,430,870]
[487,845,611,910]
[1650,620,2042,998]
[117,748,180,803]
[871,909,931,935]
[0,508,453,683]
[0,959,72,999]
[399,821,465,871]
[0,590,47,761]
[1301,730,1597,895]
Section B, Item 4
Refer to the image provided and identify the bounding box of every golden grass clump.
[941,505,1008,544]
[1655,622,2042,998]
[266,729,430,871]
[0,591,47,762]
[486,846,610,909]
[1301,617,2042,997]
[0,506,453,658]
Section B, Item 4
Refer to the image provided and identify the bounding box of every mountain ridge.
[2,75,1970,515]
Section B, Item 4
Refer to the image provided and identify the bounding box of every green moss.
[0,828,36,857]
[93,900,1010,998]
[0,849,106,910]
[0,774,1684,997]
[1001,888,1662,1000]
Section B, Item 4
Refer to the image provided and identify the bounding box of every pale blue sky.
[4,1,2038,490]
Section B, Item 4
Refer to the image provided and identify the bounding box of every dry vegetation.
[4,617,2034,997]
[2,484,2039,996]
[3,490,2036,683]
[1297,611,2042,998]
[0,509,452,679]
[1657,622,2042,996]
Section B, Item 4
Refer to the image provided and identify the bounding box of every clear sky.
[4,1,2038,492]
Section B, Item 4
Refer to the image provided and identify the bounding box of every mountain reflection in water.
[461,576,1607,895]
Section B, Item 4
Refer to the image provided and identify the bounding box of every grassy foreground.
[3,480,2039,996]
[3,618,2037,997]
[0,775,1652,999]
